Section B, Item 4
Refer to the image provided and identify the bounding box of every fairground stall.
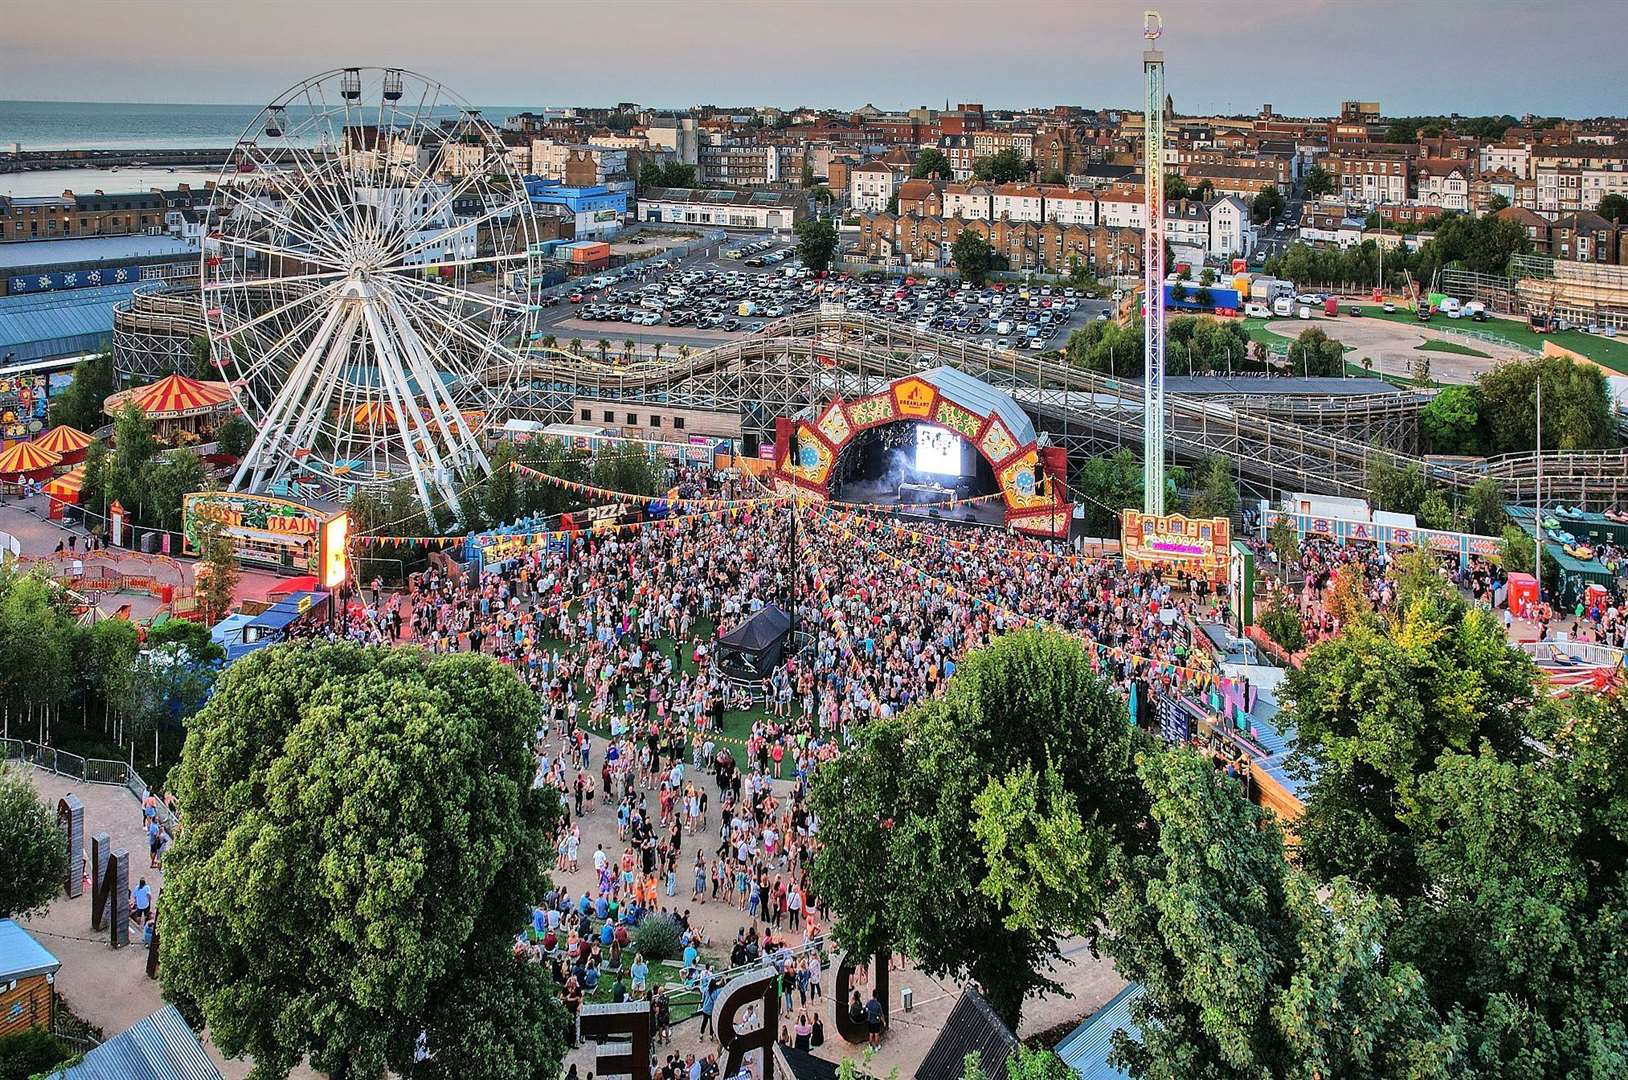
[1121,511,1231,584]
[181,491,348,585]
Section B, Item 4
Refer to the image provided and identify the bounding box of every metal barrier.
[1,738,176,828]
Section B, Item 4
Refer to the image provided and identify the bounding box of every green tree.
[1258,591,1306,652]
[0,568,81,725]
[88,617,140,736]
[1187,457,1239,520]
[1038,168,1066,185]
[1073,448,1145,536]
[481,441,521,527]
[1487,193,1511,212]
[110,401,159,522]
[794,218,839,274]
[951,230,996,285]
[78,438,111,526]
[810,630,1147,1029]
[1163,173,1189,200]
[1597,192,1628,224]
[911,148,952,180]
[1286,327,1344,377]
[1250,185,1284,224]
[1500,524,1559,593]
[1303,165,1335,197]
[188,334,213,380]
[1475,354,1614,453]
[1104,750,1458,1080]
[141,448,207,533]
[193,509,240,625]
[49,349,115,432]
[800,158,816,188]
[215,413,254,458]
[1365,454,1427,515]
[590,442,662,496]
[973,148,1027,184]
[1464,475,1506,535]
[1279,594,1548,900]
[1267,513,1300,572]
[1418,384,1480,454]
[159,645,567,1080]
[0,766,67,919]
[147,617,226,665]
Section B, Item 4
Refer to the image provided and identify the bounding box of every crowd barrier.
[1,737,176,828]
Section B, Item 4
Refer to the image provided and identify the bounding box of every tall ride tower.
[1142,10,1167,515]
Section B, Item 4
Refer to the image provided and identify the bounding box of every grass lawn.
[1357,304,1628,373]
[1242,318,1296,350]
[1414,338,1491,358]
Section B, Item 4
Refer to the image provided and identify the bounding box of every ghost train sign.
[579,947,890,1079]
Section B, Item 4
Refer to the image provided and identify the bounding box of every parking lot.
[533,241,1114,356]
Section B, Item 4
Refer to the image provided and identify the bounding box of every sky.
[1,0,1620,118]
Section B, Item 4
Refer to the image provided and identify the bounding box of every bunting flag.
[831,490,1007,512]
[509,461,786,511]
[353,534,467,548]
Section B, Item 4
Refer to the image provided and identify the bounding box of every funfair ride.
[1142,10,1167,516]
[201,68,542,519]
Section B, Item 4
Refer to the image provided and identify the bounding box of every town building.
[1043,188,1097,227]
[524,179,627,239]
[1416,159,1473,213]
[1326,143,1416,207]
[636,186,805,230]
[1095,189,1147,230]
[992,184,1046,223]
[943,182,994,221]
[531,142,628,184]
[849,160,904,214]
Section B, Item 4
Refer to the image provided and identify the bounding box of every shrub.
[0,1026,71,1080]
[1259,593,1307,654]
[630,914,682,962]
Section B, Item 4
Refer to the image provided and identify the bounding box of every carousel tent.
[42,464,86,518]
[716,603,792,680]
[105,373,231,420]
[0,439,62,482]
[34,424,94,465]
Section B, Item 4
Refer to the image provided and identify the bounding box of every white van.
[1271,296,1293,317]
[1245,302,1272,318]
[1297,305,1311,320]
[1440,297,1463,318]
[996,320,1013,335]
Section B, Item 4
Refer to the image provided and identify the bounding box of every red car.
[569,292,584,303]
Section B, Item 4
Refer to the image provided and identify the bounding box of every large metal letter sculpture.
[57,795,84,898]
[716,967,779,1080]
[579,1000,653,1080]
[89,832,130,948]
[833,949,890,1043]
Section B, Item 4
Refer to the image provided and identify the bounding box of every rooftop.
[0,234,197,271]
[0,918,60,982]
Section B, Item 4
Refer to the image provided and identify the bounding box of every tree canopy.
[951,229,996,285]
[1285,327,1345,377]
[810,629,1146,1029]
[972,148,1028,184]
[159,644,567,1080]
[0,766,67,920]
[911,147,952,180]
[795,218,839,273]
[49,350,115,433]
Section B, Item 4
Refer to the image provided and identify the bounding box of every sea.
[0,99,538,196]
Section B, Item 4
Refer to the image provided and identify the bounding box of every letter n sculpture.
[89,832,130,948]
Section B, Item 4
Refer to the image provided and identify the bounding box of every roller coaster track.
[500,312,1476,500]
[113,294,1628,508]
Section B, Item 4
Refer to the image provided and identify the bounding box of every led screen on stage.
[915,426,966,476]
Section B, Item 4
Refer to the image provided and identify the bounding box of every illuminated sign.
[1122,511,1231,580]
[320,514,349,589]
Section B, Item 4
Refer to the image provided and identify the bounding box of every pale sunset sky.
[2,0,1618,117]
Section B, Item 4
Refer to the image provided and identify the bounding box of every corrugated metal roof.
[1054,982,1144,1080]
[0,282,136,357]
[917,366,1036,448]
[58,1005,223,1080]
[916,987,1017,1080]
[0,235,196,270]
[0,919,60,981]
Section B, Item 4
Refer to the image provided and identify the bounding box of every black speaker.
[742,432,760,457]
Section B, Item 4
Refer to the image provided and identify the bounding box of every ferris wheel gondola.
[201,67,543,520]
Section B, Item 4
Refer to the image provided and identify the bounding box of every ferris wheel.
[201,67,543,519]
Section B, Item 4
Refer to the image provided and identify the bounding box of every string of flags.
[508,461,788,511]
